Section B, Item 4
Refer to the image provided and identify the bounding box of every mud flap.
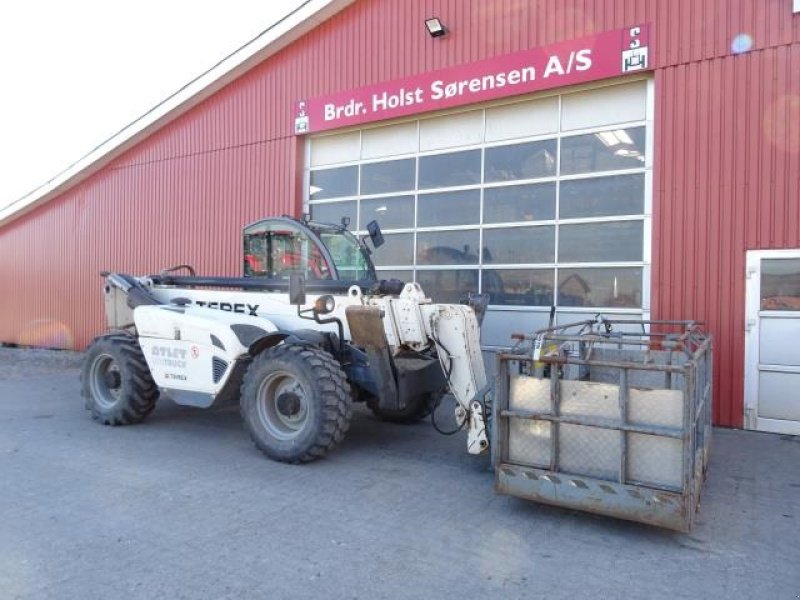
[345,305,401,411]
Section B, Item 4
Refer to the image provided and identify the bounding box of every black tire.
[240,344,352,463]
[81,334,159,425]
[367,392,435,424]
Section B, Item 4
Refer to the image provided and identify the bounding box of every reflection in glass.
[316,228,374,280]
[561,127,646,175]
[483,269,554,306]
[360,196,414,230]
[483,226,555,264]
[360,159,416,195]
[309,166,358,199]
[417,230,480,265]
[560,174,645,219]
[376,269,411,284]
[417,269,479,303]
[372,233,414,267]
[761,258,800,310]
[559,221,643,263]
[485,139,557,182]
[558,268,642,307]
[418,150,481,189]
[484,183,556,223]
[310,201,356,227]
[418,190,480,227]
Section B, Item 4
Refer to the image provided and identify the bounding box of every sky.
[0,0,305,209]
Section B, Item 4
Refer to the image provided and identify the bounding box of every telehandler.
[83,216,490,463]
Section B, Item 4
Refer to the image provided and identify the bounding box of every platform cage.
[492,318,713,532]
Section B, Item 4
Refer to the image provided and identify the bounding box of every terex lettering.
[194,301,259,316]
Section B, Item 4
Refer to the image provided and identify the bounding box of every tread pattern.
[241,344,352,463]
[81,333,159,426]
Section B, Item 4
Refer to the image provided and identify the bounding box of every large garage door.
[305,79,653,349]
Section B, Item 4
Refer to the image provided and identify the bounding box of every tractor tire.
[81,334,159,425]
[367,392,434,424]
[240,344,352,463]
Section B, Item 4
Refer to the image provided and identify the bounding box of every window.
[484,139,557,182]
[306,80,651,323]
[419,150,481,189]
[761,258,800,311]
[361,158,415,194]
[243,220,333,281]
[418,190,480,227]
[309,166,357,200]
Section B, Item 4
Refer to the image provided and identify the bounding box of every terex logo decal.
[194,301,259,316]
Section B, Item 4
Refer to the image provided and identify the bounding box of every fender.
[248,332,290,356]
[246,329,337,356]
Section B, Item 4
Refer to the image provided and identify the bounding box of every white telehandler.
[83,216,490,463]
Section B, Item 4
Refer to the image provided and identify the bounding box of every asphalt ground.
[1,346,799,599]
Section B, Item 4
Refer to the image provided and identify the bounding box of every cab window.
[243,221,333,280]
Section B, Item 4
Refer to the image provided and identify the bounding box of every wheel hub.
[89,353,122,409]
[104,370,122,390]
[276,392,302,419]
[256,371,309,440]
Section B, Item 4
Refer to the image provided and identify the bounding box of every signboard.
[294,25,651,135]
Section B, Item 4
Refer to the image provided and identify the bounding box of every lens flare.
[18,319,74,349]
[731,33,754,54]
[763,95,800,154]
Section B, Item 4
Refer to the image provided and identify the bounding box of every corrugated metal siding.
[652,42,800,427]
[1,0,798,427]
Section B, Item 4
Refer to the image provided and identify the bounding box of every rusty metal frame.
[493,319,713,532]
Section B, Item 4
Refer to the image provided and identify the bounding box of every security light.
[425,17,446,38]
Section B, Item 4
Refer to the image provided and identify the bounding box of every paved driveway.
[1,347,798,599]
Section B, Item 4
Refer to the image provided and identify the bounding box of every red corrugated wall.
[1,0,799,427]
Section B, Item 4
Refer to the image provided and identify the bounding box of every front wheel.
[240,344,352,463]
[81,334,159,425]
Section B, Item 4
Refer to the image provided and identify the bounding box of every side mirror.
[289,273,306,305]
[366,220,385,248]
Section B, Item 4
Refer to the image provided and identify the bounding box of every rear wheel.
[240,344,352,463]
[81,334,159,425]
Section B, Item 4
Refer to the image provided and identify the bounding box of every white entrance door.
[745,250,800,435]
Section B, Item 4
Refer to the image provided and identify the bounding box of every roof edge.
[0,0,356,228]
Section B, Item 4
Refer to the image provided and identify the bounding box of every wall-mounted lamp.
[425,17,447,38]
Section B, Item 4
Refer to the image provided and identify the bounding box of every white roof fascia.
[0,0,356,227]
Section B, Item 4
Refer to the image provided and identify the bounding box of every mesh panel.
[627,433,682,489]
[509,376,550,411]
[508,418,551,467]
[559,423,620,481]
[628,388,682,427]
[560,380,619,419]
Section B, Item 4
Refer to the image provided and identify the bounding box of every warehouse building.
[1,0,799,433]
